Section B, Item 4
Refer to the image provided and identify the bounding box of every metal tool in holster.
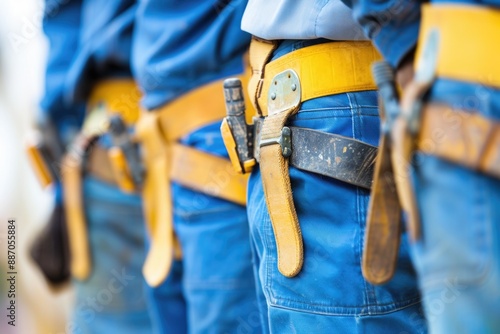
[221,76,378,189]
[220,78,258,174]
[26,119,65,188]
[107,114,144,192]
[221,76,296,174]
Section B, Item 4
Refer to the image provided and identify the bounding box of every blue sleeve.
[40,0,85,143]
[342,0,422,68]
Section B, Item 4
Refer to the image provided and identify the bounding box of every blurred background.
[0,0,73,333]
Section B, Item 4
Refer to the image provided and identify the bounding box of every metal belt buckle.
[267,69,301,116]
[259,69,301,158]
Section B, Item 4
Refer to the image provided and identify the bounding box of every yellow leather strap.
[26,142,53,189]
[416,4,500,88]
[61,136,92,280]
[254,41,380,116]
[155,71,254,142]
[260,110,303,277]
[170,143,248,206]
[135,112,175,287]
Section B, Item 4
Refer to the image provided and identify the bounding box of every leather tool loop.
[135,111,175,287]
[61,136,93,280]
[260,70,303,277]
[362,100,402,285]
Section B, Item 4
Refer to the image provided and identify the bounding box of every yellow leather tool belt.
[416,4,500,88]
[60,79,141,280]
[249,39,381,116]
[60,78,248,283]
[244,39,381,278]
[136,72,251,287]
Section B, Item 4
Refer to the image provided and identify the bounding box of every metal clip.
[259,126,292,158]
[267,70,301,116]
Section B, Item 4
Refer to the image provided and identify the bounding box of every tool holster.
[222,38,382,277]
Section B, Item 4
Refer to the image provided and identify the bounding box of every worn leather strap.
[170,143,248,206]
[253,118,378,189]
[362,100,402,285]
[417,4,500,89]
[260,109,303,277]
[363,132,402,285]
[362,77,430,285]
[135,112,174,287]
[418,104,500,179]
[61,136,93,280]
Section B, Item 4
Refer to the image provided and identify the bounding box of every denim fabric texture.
[71,176,152,334]
[408,78,500,333]
[246,40,426,333]
[145,121,262,334]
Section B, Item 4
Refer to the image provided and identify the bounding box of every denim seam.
[262,186,276,304]
[356,186,375,310]
[268,295,422,316]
